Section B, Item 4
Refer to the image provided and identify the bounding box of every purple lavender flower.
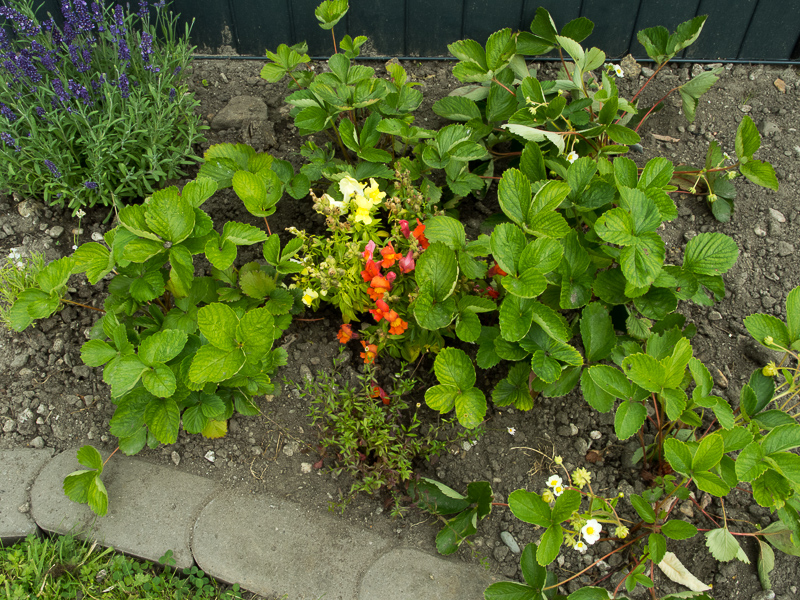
[90,2,105,31]
[2,59,21,83]
[138,0,148,19]
[140,31,153,62]
[172,66,181,77]
[118,73,130,98]
[68,79,92,105]
[73,0,94,31]
[0,6,41,36]
[113,4,126,32]
[0,27,8,51]
[16,51,43,83]
[44,160,62,178]
[154,0,165,8]
[35,106,48,122]
[0,103,17,121]
[0,132,20,151]
[84,181,99,189]
[52,79,70,103]
[68,43,92,73]
[43,19,63,46]
[169,87,176,102]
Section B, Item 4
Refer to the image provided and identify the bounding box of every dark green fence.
[32,0,800,61]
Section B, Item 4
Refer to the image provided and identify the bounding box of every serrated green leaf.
[537,525,563,566]
[434,347,476,390]
[705,527,741,562]
[144,397,180,444]
[188,345,245,384]
[683,232,739,276]
[499,295,535,342]
[649,533,667,564]
[492,363,534,410]
[432,96,482,121]
[614,400,647,440]
[103,354,148,398]
[662,520,697,540]
[142,363,177,398]
[509,489,551,527]
[735,115,760,159]
[664,438,693,475]
[630,494,656,523]
[197,303,239,350]
[580,302,616,363]
[416,242,459,301]
[146,188,195,244]
[692,432,723,472]
[81,339,118,367]
[138,329,188,367]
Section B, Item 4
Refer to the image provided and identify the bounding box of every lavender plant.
[0,0,205,214]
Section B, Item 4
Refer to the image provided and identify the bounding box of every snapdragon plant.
[0,0,205,213]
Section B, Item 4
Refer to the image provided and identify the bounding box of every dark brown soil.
[1,56,799,600]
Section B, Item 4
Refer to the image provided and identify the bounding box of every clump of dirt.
[1,57,799,599]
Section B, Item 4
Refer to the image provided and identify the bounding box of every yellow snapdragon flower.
[302,288,319,306]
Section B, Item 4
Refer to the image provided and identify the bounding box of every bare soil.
[1,56,799,599]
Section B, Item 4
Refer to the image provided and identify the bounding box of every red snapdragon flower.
[487,263,508,277]
[399,220,411,239]
[371,384,390,405]
[360,259,381,282]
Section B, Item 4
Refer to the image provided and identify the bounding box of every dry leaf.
[657,552,712,592]
[774,78,786,93]
[652,133,681,143]
[585,450,604,463]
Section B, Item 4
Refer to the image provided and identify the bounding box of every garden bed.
[1,55,799,599]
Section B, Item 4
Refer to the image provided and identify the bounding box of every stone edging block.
[30,448,217,569]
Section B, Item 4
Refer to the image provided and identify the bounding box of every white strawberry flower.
[581,519,602,545]
[546,474,562,489]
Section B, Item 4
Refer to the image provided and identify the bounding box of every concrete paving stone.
[30,448,217,569]
[359,548,499,600]
[193,490,390,600]
[0,449,53,544]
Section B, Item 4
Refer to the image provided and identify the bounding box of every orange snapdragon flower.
[412,219,429,249]
[367,274,391,300]
[360,340,378,364]
[380,242,403,268]
[337,323,356,344]
[388,315,408,335]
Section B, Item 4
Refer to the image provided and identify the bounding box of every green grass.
[0,533,260,600]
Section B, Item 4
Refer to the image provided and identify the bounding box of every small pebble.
[769,208,786,223]
[589,430,602,439]
[29,436,45,449]
[171,451,181,466]
[753,226,767,237]
[300,462,312,473]
[500,531,520,554]
[204,450,215,463]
